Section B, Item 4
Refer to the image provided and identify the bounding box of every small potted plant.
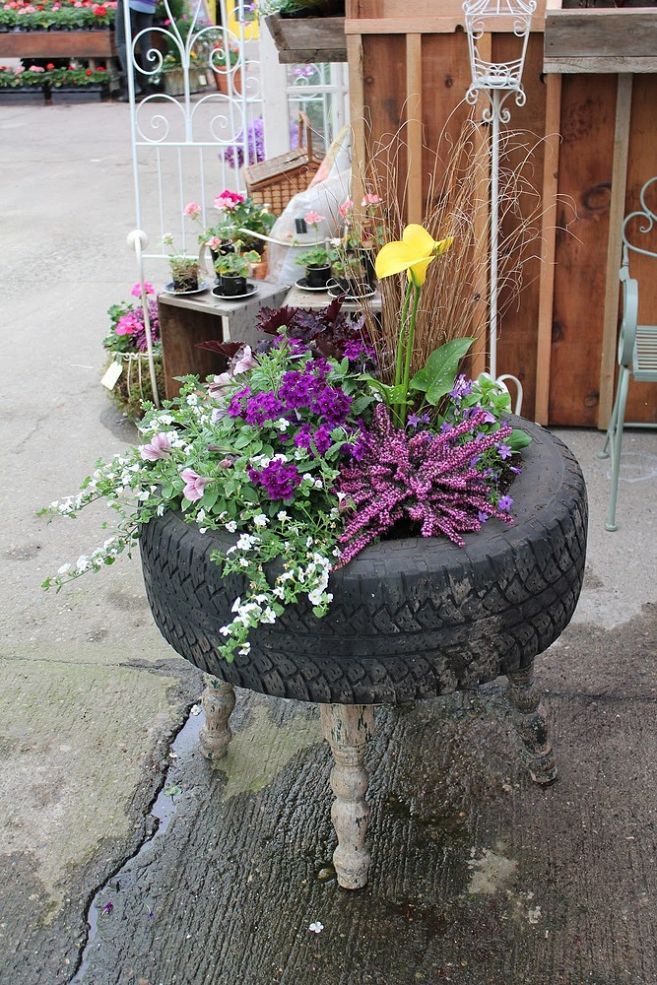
[214,249,261,296]
[329,249,370,297]
[162,232,200,292]
[101,282,163,420]
[296,245,331,288]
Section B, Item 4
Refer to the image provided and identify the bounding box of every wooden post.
[535,73,562,425]
[347,32,366,208]
[320,704,374,890]
[471,33,493,380]
[406,33,423,225]
[597,74,633,430]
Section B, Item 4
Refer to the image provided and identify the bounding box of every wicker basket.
[244,114,322,214]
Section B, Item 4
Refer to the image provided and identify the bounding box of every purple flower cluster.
[335,405,514,567]
[229,362,353,431]
[294,423,332,455]
[450,374,474,401]
[343,339,375,363]
[248,460,301,501]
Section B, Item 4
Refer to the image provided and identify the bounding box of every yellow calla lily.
[375,224,453,286]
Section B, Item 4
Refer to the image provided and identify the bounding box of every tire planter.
[140,419,587,705]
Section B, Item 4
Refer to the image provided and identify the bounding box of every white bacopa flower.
[236,533,255,551]
[57,563,71,575]
[219,626,231,636]
[253,514,268,528]
[76,555,90,572]
[239,558,249,568]
[308,922,324,934]
[306,537,314,548]
[225,520,237,533]
[231,596,242,613]
[261,607,276,624]
[197,509,206,523]
[239,642,251,656]
[314,479,323,489]
[277,510,289,522]
[308,588,324,606]
[186,393,199,406]
[302,474,315,484]
[275,418,290,431]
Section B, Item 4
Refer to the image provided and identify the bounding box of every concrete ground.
[1,102,657,985]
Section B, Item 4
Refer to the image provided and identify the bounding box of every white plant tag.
[198,74,207,86]
[101,360,123,390]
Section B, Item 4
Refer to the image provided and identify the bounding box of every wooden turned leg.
[506,664,557,786]
[199,676,236,762]
[320,704,374,890]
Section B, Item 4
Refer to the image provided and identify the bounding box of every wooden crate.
[0,30,114,59]
[264,14,346,64]
[346,0,657,427]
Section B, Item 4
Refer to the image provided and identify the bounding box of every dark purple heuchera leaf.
[335,405,513,567]
[195,340,243,357]
[254,300,368,359]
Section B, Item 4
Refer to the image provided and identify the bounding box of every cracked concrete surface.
[2,102,657,985]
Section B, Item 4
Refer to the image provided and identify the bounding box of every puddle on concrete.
[70,706,202,984]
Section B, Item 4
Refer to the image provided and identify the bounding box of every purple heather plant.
[336,404,514,567]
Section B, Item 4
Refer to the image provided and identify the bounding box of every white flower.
[239,642,251,656]
[261,607,277,624]
[253,514,268,528]
[314,479,323,489]
[275,418,290,432]
[308,922,324,934]
[197,509,206,523]
[157,504,165,516]
[236,533,256,551]
[306,537,314,548]
[308,588,325,606]
[225,520,238,533]
[272,587,285,599]
[186,393,199,406]
[239,558,249,568]
[219,626,231,636]
[277,511,289,522]
[76,555,90,572]
[302,474,315,484]
[57,563,71,575]
[231,597,242,613]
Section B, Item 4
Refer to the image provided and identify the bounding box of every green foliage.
[409,338,475,405]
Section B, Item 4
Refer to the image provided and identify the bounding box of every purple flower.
[101,901,114,915]
[497,443,512,460]
[181,468,210,502]
[477,510,489,524]
[226,386,252,417]
[498,494,514,512]
[481,410,496,424]
[244,392,284,426]
[509,465,522,475]
[293,423,332,456]
[140,432,172,462]
[343,339,375,363]
[250,460,301,501]
[449,374,474,400]
[310,386,352,426]
[407,412,431,429]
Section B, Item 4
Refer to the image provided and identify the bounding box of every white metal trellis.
[123,0,262,405]
[463,0,535,408]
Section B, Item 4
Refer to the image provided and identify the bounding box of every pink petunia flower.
[233,344,257,375]
[181,468,210,502]
[130,281,155,297]
[184,201,201,220]
[139,432,173,462]
[338,198,354,218]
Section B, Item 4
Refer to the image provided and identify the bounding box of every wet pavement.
[1,103,657,985]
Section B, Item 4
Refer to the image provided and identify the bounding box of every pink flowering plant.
[103,283,159,355]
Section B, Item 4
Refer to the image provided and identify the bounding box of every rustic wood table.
[283,284,382,312]
[158,280,289,398]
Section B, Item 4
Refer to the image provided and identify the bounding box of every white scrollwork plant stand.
[122,0,262,406]
[463,0,536,409]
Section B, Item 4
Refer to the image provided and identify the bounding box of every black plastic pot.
[220,273,247,296]
[306,263,331,288]
[140,419,587,705]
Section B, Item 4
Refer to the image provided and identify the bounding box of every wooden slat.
[346,33,366,209]
[264,15,346,63]
[545,10,657,74]
[535,73,562,425]
[346,0,547,32]
[597,74,633,430]
[405,34,423,225]
[549,74,618,426]
[621,73,657,425]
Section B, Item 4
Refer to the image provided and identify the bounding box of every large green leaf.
[409,338,475,405]
[507,428,532,450]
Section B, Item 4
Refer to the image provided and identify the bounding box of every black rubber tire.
[140,419,587,704]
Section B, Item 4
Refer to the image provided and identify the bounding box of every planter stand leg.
[320,704,374,890]
[506,664,557,786]
[199,676,236,762]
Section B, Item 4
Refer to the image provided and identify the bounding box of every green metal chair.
[599,176,657,531]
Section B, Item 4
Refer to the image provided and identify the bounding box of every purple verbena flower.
[343,339,375,363]
[243,392,284,426]
[250,460,301,501]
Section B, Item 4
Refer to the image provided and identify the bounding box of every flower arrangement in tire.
[214,249,260,296]
[101,281,164,420]
[41,223,587,892]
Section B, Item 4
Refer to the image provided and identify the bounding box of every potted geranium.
[162,232,200,293]
[211,188,275,256]
[214,248,261,296]
[296,246,331,288]
[101,282,163,420]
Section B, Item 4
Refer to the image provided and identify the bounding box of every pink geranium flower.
[184,201,201,220]
[139,432,173,462]
[213,189,244,211]
[206,236,221,251]
[181,468,210,502]
[130,281,155,297]
[338,198,354,218]
[304,210,325,227]
[361,193,383,207]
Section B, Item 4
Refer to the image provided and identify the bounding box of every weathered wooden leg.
[199,675,236,762]
[506,663,557,786]
[320,704,374,890]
